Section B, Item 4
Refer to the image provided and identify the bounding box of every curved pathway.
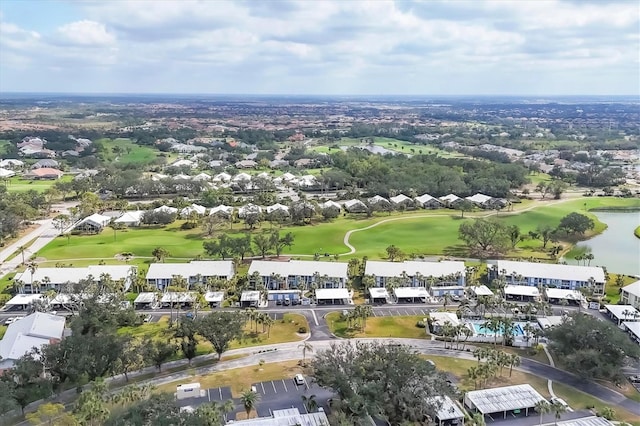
[338,198,577,256]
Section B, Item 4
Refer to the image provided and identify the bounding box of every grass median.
[325,312,429,339]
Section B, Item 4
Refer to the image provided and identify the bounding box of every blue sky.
[0,0,638,95]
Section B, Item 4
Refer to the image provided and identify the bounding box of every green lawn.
[118,313,307,357]
[0,325,7,339]
[4,174,73,193]
[603,273,636,304]
[326,312,428,339]
[96,138,161,166]
[33,198,640,264]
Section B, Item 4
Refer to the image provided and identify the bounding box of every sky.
[0,0,638,95]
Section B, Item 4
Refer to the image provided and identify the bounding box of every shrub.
[298,326,308,333]
[415,321,426,328]
[180,222,198,230]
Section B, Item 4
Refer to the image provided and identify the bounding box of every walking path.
[542,343,557,398]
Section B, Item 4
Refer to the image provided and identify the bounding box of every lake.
[565,211,640,276]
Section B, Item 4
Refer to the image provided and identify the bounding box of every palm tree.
[551,401,567,425]
[299,341,313,366]
[508,354,521,377]
[534,400,551,426]
[470,412,486,426]
[359,304,373,330]
[301,394,318,413]
[240,389,261,418]
[442,293,453,311]
[264,315,275,337]
[598,406,615,421]
[17,245,28,265]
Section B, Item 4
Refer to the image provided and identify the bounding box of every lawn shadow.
[443,245,470,257]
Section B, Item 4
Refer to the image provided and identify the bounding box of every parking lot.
[176,376,334,419]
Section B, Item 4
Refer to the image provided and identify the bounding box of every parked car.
[291,299,299,306]
[4,317,16,325]
[276,299,283,306]
[143,315,152,323]
[284,297,291,306]
[550,397,572,411]
[293,374,305,386]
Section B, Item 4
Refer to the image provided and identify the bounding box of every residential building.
[464,384,546,419]
[224,408,329,426]
[439,194,463,208]
[114,210,145,227]
[74,212,112,233]
[24,168,63,180]
[414,193,442,209]
[31,159,59,169]
[0,312,65,371]
[248,260,348,299]
[209,205,234,218]
[621,280,640,307]
[365,260,466,297]
[488,260,606,295]
[430,395,465,426]
[13,265,137,294]
[343,199,368,213]
[238,203,262,218]
[146,261,234,290]
[0,168,15,178]
[235,160,258,169]
[390,194,415,209]
[604,305,640,325]
[429,311,460,334]
[180,204,207,217]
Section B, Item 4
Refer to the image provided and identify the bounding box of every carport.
[241,291,261,308]
[267,289,301,302]
[604,304,640,325]
[505,285,539,302]
[545,288,583,306]
[368,287,389,304]
[464,384,546,420]
[315,288,351,305]
[429,395,465,426]
[4,294,46,311]
[204,291,224,308]
[161,292,195,308]
[470,285,493,298]
[394,287,428,303]
[134,292,157,309]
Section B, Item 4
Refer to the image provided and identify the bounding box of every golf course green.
[34,197,640,263]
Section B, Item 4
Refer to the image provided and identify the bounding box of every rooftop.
[464,384,546,414]
[227,408,329,426]
[249,260,348,279]
[146,261,234,280]
[604,304,640,321]
[394,287,428,299]
[505,285,540,297]
[545,288,582,300]
[0,312,65,366]
[471,285,494,297]
[494,260,605,283]
[315,288,350,300]
[622,280,640,298]
[365,260,465,279]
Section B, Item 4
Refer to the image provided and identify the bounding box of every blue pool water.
[471,321,526,337]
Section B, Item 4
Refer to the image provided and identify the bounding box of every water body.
[566,212,640,276]
[340,145,400,155]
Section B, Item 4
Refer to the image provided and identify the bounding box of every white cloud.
[56,20,116,46]
[0,0,638,94]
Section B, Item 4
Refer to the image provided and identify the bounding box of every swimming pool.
[470,321,526,337]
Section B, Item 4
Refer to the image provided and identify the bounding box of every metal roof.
[228,408,329,426]
[204,291,225,302]
[604,304,639,321]
[14,265,135,285]
[315,288,350,300]
[622,280,640,298]
[505,285,540,297]
[249,260,348,279]
[146,261,234,280]
[365,260,465,279]
[428,395,465,421]
[394,287,428,298]
[472,285,494,297]
[241,291,260,302]
[545,288,582,300]
[552,416,614,426]
[134,292,157,304]
[0,312,65,364]
[465,384,546,414]
[368,287,389,298]
[494,260,605,283]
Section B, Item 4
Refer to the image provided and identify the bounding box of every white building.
[146,261,234,290]
[621,280,640,307]
[365,260,466,297]
[114,210,145,227]
[209,205,234,218]
[225,408,329,426]
[415,193,442,209]
[464,384,546,419]
[14,265,136,294]
[604,304,640,325]
[74,213,112,233]
[489,260,605,295]
[0,312,66,371]
[180,204,207,217]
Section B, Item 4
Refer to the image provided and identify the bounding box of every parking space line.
[403,309,409,315]
[272,381,277,393]
[261,382,265,394]
[208,388,211,402]
[219,388,222,400]
[282,379,288,392]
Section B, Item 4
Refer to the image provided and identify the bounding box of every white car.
[294,374,305,386]
[550,397,572,412]
[4,317,16,325]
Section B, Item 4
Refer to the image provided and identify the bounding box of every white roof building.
[429,395,465,423]
[471,285,494,297]
[429,311,460,328]
[4,294,46,308]
[390,194,412,205]
[343,199,367,212]
[249,260,348,280]
[238,204,262,218]
[281,172,296,181]
[213,172,232,182]
[209,205,234,216]
[368,195,390,205]
[466,193,494,205]
[545,288,582,302]
[75,213,111,229]
[494,260,606,284]
[0,159,24,168]
[233,172,252,182]
[146,261,235,283]
[266,203,290,215]
[315,288,351,302]
[604,304,640,324]
[204,291,225,303]
[153,205,178,214]
[180,203,207,217]
[14,265,136,290]
[0,168,15,178]
[192,172,212,182]
[365,260,466,279]
[320,200,341,210]
[415,193,442,207]
[622,280,640,307]
[114,210,145,226]
[505,285,540,298]
[464,384,546,415]
[161,292,196,304]
[228,407,329,426]
[440,194,461,203]
[394,286,428,300]
[623,321,640,343]
[170,159,196,168]
[368,287,389,300]
[0,312,65,370]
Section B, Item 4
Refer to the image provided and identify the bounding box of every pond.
[565,211,640,276]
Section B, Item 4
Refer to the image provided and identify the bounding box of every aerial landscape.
[0,1,639,426]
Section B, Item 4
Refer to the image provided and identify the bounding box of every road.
[0,202,76,280]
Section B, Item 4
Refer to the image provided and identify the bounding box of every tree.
[253,233,272,259]
[550,401,567,425]
[536,225,554,249]
[270,230,295,257]
[385,244,403,261]
[558,212,595,236]
[151,247,170,263]
[535,182,550,199]
[458,218,510,257]
[53,214,71,236]
[74,380,109,426]
[145,339,177,372]
[301,394,318,413]
[548,180,567,199]
[508,225,521,248]
[109,221,125,241]
[535,400,551,426]
[458,199,474,218]
[240,389,261,418]
[598,406,615,420]
[26,402,76,426]
[197,311,246,360]
[313,342,454,425]
[546,313,640,382]
[174,318,199,365]
[299,341,314,366]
